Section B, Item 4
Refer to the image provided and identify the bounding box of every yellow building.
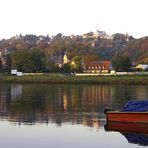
[63,54,69,64]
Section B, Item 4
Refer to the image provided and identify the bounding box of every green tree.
[29,48,46,72]
[70,56,83,72]
[4,53,12,73]
[112,54,132,72]
[11,49,29,71]
[11,48,46,72]
[60,64,71,73]
[45,60,59,72]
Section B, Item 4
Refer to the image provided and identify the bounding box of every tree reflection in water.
[0,83,147,128]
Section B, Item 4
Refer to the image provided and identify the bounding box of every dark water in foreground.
[0,84,148,148]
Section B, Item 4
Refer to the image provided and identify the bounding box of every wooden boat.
[104,121,148,134]
[105,111,148,123]
[104,100,148,123]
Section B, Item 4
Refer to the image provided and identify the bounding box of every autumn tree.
[113,33,127,41]
[138,58,148,64]
[84,54,100,63]
[0,58,2,73]
[112,54,132,72]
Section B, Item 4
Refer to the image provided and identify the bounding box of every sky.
[0,0,148,39]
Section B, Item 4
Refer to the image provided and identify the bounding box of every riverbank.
[0,75,148,85]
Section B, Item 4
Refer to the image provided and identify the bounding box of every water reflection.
[122,133,148,146]
[0,84,147,128]
[104,121,148,146]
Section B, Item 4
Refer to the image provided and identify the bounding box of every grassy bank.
[0,75,148,85]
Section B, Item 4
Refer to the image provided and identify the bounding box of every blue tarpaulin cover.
[121,100,148,112]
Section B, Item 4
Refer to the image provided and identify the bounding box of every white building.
[136,64,148,70]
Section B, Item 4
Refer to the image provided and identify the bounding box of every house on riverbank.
[83,61,113,74]
[136,64,148,70]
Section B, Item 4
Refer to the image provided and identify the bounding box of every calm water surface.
[0,83,148,148]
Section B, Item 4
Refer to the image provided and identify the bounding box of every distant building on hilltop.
[82,30,113,40]
[94,30,106,38]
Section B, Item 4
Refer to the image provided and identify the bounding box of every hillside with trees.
[116,37,148,64]
[0,31,147,73]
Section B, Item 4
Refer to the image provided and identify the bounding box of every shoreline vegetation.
[0,74,148,85]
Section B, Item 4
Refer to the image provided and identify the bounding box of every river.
[0,83,147,148]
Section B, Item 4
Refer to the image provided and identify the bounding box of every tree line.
[0,32,147,73]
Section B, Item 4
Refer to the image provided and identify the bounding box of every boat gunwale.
[106,111,148,114]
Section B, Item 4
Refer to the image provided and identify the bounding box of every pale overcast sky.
[0,0,148,39]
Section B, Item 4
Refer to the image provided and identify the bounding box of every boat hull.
[105,121,148,134]
[106,112,148,123]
